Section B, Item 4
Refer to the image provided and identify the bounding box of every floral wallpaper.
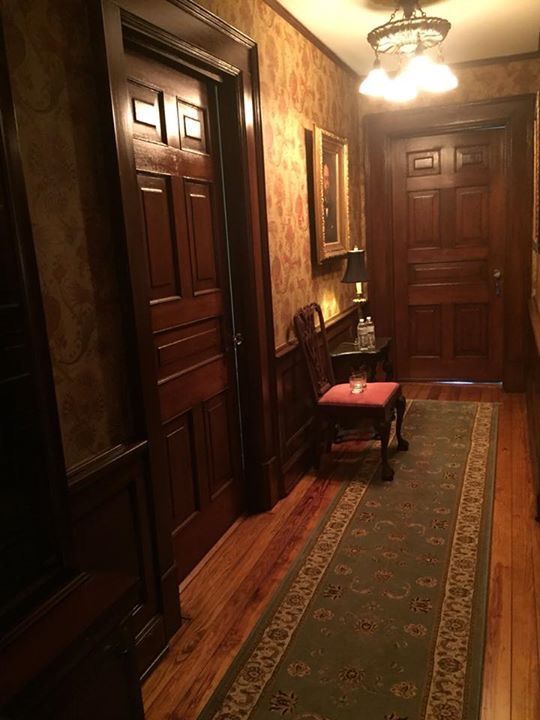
[2,0,539,469]
[196,0,361,347]
[3,0,133,469]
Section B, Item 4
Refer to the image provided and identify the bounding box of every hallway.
[142,384,540,720]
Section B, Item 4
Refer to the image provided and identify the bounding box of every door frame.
[365,95,536,391]
[93,0,279,616]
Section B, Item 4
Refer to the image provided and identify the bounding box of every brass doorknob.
[493,268,502,296]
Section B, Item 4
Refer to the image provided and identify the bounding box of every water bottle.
[357,318,368,350]
[365,316,376,350]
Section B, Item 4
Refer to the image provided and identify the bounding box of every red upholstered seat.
[318,382,400,408]
[293,303,408,480]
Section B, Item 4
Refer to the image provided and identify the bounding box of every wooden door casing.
[365,97,535,391]
[391,129,505,382]
[127,50,244,581]
[96,1,280,646]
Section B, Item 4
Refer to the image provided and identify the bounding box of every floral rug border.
[423,402,497,719]
[199,400,498,720]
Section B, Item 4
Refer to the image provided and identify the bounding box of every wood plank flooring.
[143,384,540,720]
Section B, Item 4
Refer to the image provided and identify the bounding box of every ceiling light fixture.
[359,1,458,102]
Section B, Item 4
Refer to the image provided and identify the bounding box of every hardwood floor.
[142,384,540,720]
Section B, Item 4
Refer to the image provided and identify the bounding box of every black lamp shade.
[341,248,368,283]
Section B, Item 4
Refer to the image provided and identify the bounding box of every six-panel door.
[391,129,506,382]
[126,50,244,580]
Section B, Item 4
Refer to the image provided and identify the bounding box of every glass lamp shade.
[428,62,458,92]
[384,70,418,102]
[406,53,436,88]
[341,248,368,283]
[406,54,458,93]
[359,65,391,97]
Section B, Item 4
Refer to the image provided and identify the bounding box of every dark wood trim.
[365,95,536,391]
[67,438,169,676]
[526,299,540,520]
[263,0,360,80]
[529,297,540,356]
[91,2,183,672]
[452,49,540,70]
[66,441,147,488]
[0,573,135,703]
[93,0,279,659]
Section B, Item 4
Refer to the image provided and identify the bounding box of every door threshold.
[403,380,502,387]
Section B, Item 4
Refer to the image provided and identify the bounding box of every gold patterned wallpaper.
[195,0,361,347]
[3,0,133,469]
[2,0,540,469]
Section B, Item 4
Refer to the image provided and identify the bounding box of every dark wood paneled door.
[391,128,505,381]
[126,50,244,580]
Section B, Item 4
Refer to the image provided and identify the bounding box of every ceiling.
[276,0,540,75]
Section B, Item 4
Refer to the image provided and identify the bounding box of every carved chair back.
[293,303,336,403]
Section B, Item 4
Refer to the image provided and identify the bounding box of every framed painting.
[312,125,350,264]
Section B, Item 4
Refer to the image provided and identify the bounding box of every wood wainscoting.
[526,299,540,520]
[67,443,178,678]
[275,306,357,495]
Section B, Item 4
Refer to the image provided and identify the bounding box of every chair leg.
[314,416,324,470]
[325,423,335,453]
[376,420,394,481]
[396,395,409,451]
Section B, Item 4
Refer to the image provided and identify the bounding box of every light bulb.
[405,53,437,90]
[384,71,417,103]
[359,64,391,97]
[428,63,458,92]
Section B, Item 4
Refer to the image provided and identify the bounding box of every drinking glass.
[349,370,367,394]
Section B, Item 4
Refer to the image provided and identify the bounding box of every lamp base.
[353,296,368,320]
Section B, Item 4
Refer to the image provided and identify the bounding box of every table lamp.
[341,246,368,319]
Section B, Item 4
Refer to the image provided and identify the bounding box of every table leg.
[382,350,393,380]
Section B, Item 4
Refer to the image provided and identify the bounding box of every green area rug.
[199,400,498,720]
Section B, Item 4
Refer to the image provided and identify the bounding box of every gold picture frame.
[312,125,350,264]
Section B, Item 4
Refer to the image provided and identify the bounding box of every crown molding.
[451,49,540,70]
[263,0,360,81]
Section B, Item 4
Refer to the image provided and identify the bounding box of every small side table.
[330,337,394,383]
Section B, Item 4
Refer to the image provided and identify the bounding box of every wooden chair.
[293,303,408,480]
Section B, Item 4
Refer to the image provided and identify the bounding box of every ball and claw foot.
[397,436,409,452]
[382,462,394,482]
